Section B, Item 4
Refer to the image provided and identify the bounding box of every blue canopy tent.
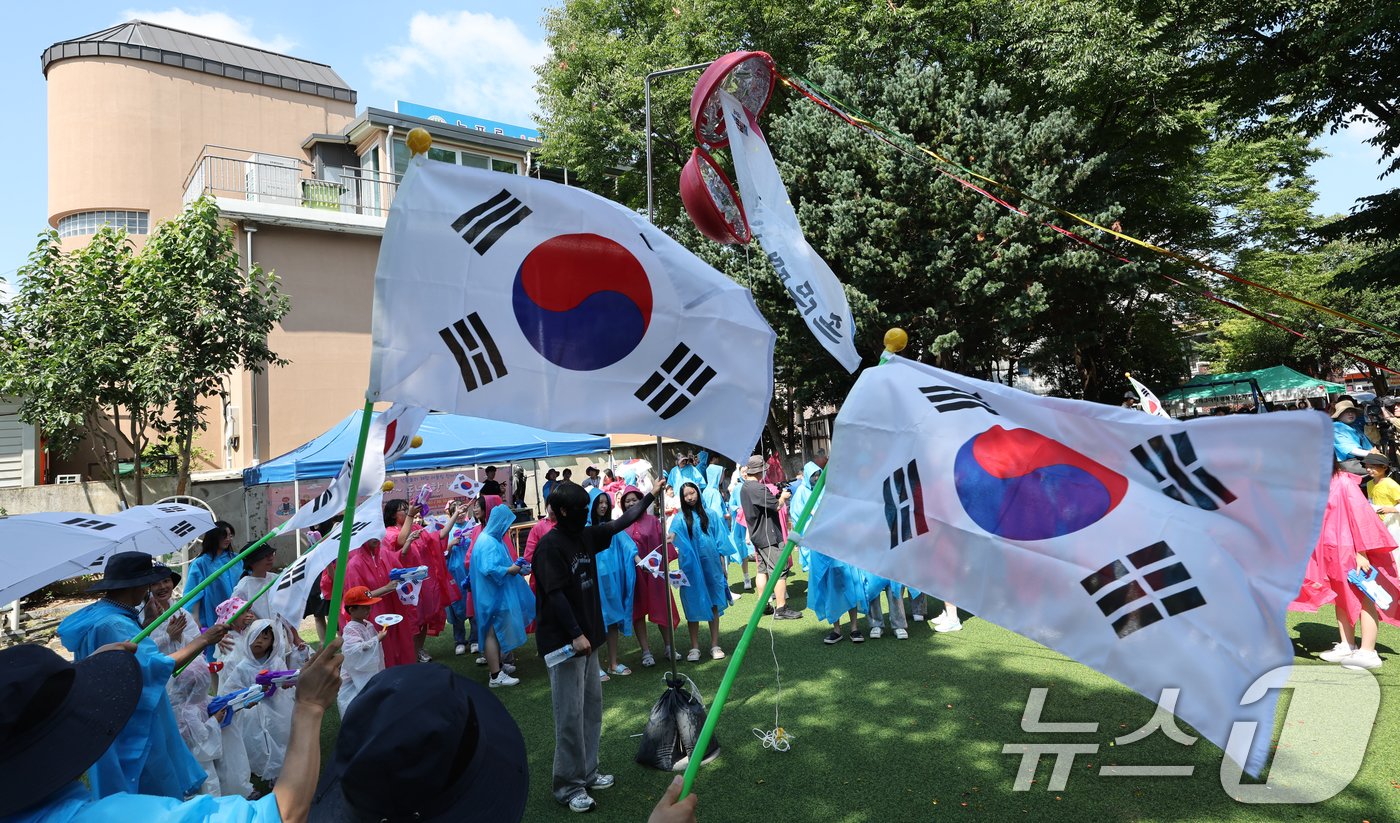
[242,410,611,486]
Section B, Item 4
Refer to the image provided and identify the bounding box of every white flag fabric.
[268,494,386,628]
[801,357,1331,776]
[1127,374,1172,419]
[0,504,214,604]
[278,403,427,534]
[368,157,775,461]
[719,90,860,373]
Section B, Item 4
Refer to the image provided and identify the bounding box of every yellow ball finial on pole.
[410,435,423,449]
[884,328,908,354]
[381,480,396,493]
[406,127,433,157]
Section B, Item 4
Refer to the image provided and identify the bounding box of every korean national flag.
[800,357,1333,776]
[369,156,777,461]
[268,494,386,629]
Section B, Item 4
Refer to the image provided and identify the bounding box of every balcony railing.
[183,151,400,218]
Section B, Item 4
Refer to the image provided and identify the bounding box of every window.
[391,138,517,174]
[57,210,149,238]
[459,152,489,170]
[491,159,519,175]
[427,147,456,164]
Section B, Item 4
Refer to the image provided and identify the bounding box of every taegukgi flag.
[268,494,386,629]
[369,157,776,461]
[1127,373,1172,419]
[800,357,1331,776]
[277,404,427,534]
[719,90,861,373]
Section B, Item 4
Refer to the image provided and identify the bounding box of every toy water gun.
[255,669,300,691]
[413,484,433,520]
[517,559,533,576]
[208,686,266,727]
[389,566,430,586]
[207,661,224,675]
[1348,568,1395,610]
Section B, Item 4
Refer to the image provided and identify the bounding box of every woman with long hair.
[622,485,680,666]
[589,489,637,678]
[184,525,239,656]
[669,482,730,660]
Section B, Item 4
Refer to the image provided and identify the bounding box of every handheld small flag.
[1126,372,1172,419]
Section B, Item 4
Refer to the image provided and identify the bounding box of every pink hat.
[215,597,247,623]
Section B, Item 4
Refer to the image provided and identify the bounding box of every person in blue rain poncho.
[699,464,741,597]
[470,501,537,688]
[55,553,229,801]
[666,453,705,493]
[694,451,711,486]
[788,465,866,646]
[789,462,823,573]
[668,482,731,661]
[588,489,638,679]
[184,525,241,661]
[862,569,910,641]
[726,470,754,589]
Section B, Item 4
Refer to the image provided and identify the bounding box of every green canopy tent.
[1160,365,1344,413]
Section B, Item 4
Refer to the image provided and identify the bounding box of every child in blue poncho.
[668,482,731,660]
[470,501,536,688]
[589,489,638,679]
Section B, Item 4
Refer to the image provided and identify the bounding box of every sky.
[0,2,1392,293]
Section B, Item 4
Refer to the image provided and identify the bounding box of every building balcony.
[182,149,397,236]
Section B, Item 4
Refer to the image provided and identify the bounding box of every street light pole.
[644,61,714,222]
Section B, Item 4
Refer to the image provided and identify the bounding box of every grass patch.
[316,569,1400,821]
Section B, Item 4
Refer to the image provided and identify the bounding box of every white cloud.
[366,11,547,127]
[119,8,296,53]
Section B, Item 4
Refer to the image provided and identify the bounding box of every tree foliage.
[0,197,289,500]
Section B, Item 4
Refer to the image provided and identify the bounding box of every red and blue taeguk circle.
[511,233,653,371]
[954,425,1127,540]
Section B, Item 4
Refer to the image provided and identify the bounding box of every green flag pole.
[131,523,285,644]
[322,397,377,647]
[170,568,283,677]
[679,329,907,799]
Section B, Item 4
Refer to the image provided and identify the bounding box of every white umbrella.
[0,504,215,604]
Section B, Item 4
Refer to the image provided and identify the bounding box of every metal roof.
[41,20,355,104]
[348,107,541,155]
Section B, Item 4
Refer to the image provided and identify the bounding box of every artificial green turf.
[316,570,1399,821]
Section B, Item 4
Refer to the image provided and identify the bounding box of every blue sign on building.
[396,101,541,143]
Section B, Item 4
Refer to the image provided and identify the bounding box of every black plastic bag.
[635,674,720,772]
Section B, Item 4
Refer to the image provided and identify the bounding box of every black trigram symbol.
[63,517,116,532]
[169,520,197,538]
[451,189,531,256]
[1081,541,1206,639]
[157,506,185,514]
[883,459,929,548]
[920,385,998,415]
[1130,432,1236,511]
[88,555,106,568]
[635,344,716,420]
[439,313,508,391]
[276,560,307,591]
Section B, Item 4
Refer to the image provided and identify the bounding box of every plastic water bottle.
[544,645,576,668]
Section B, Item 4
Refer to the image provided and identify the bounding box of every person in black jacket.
[533,478,666,813]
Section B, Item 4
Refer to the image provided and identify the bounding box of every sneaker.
[823,629,843,645]
[686,648,701,662]
[743,579,753,591]
[762,603,775,616]
[773,607,804,620]
[475,656,487,665]
[567,792,596,812]
[489,671,520,688]
[870,626,883,640]
[641,651,656,667]
[895,628,909,640]
[1341,649,1383,670]
[912,613,924,623]
[850,628,865,643]
[934,618,962,633]
[502,662,517,675]
[1319,642,1357,662]
[416,651,432,664]
[711,646,725,660]
[470,642,480,654]
[589,774,615,791]
[730,591,742,603]
[454,644,467,656]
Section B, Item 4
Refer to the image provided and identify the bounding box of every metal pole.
[644,61,714,223]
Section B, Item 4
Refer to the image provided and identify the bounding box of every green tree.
[132,196,290,494]
[0,229,161,505]
[0,197,290,501]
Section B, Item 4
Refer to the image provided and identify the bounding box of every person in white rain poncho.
[143,566,224,796]
[338,586,387,716]
[221,618,310,782]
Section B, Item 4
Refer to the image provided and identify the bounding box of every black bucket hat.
[311,664,528,821]
[1362,452,1391,468]
[86,551,170,593]
[0,645,142,816]
[242,543,276,565]
[153,562,181,587]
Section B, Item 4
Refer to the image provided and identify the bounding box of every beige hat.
[1331,400,1359,419]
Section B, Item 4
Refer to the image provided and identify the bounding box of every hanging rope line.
[777,73,1400,376]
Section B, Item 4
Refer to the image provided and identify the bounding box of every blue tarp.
[242,410,610,486]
